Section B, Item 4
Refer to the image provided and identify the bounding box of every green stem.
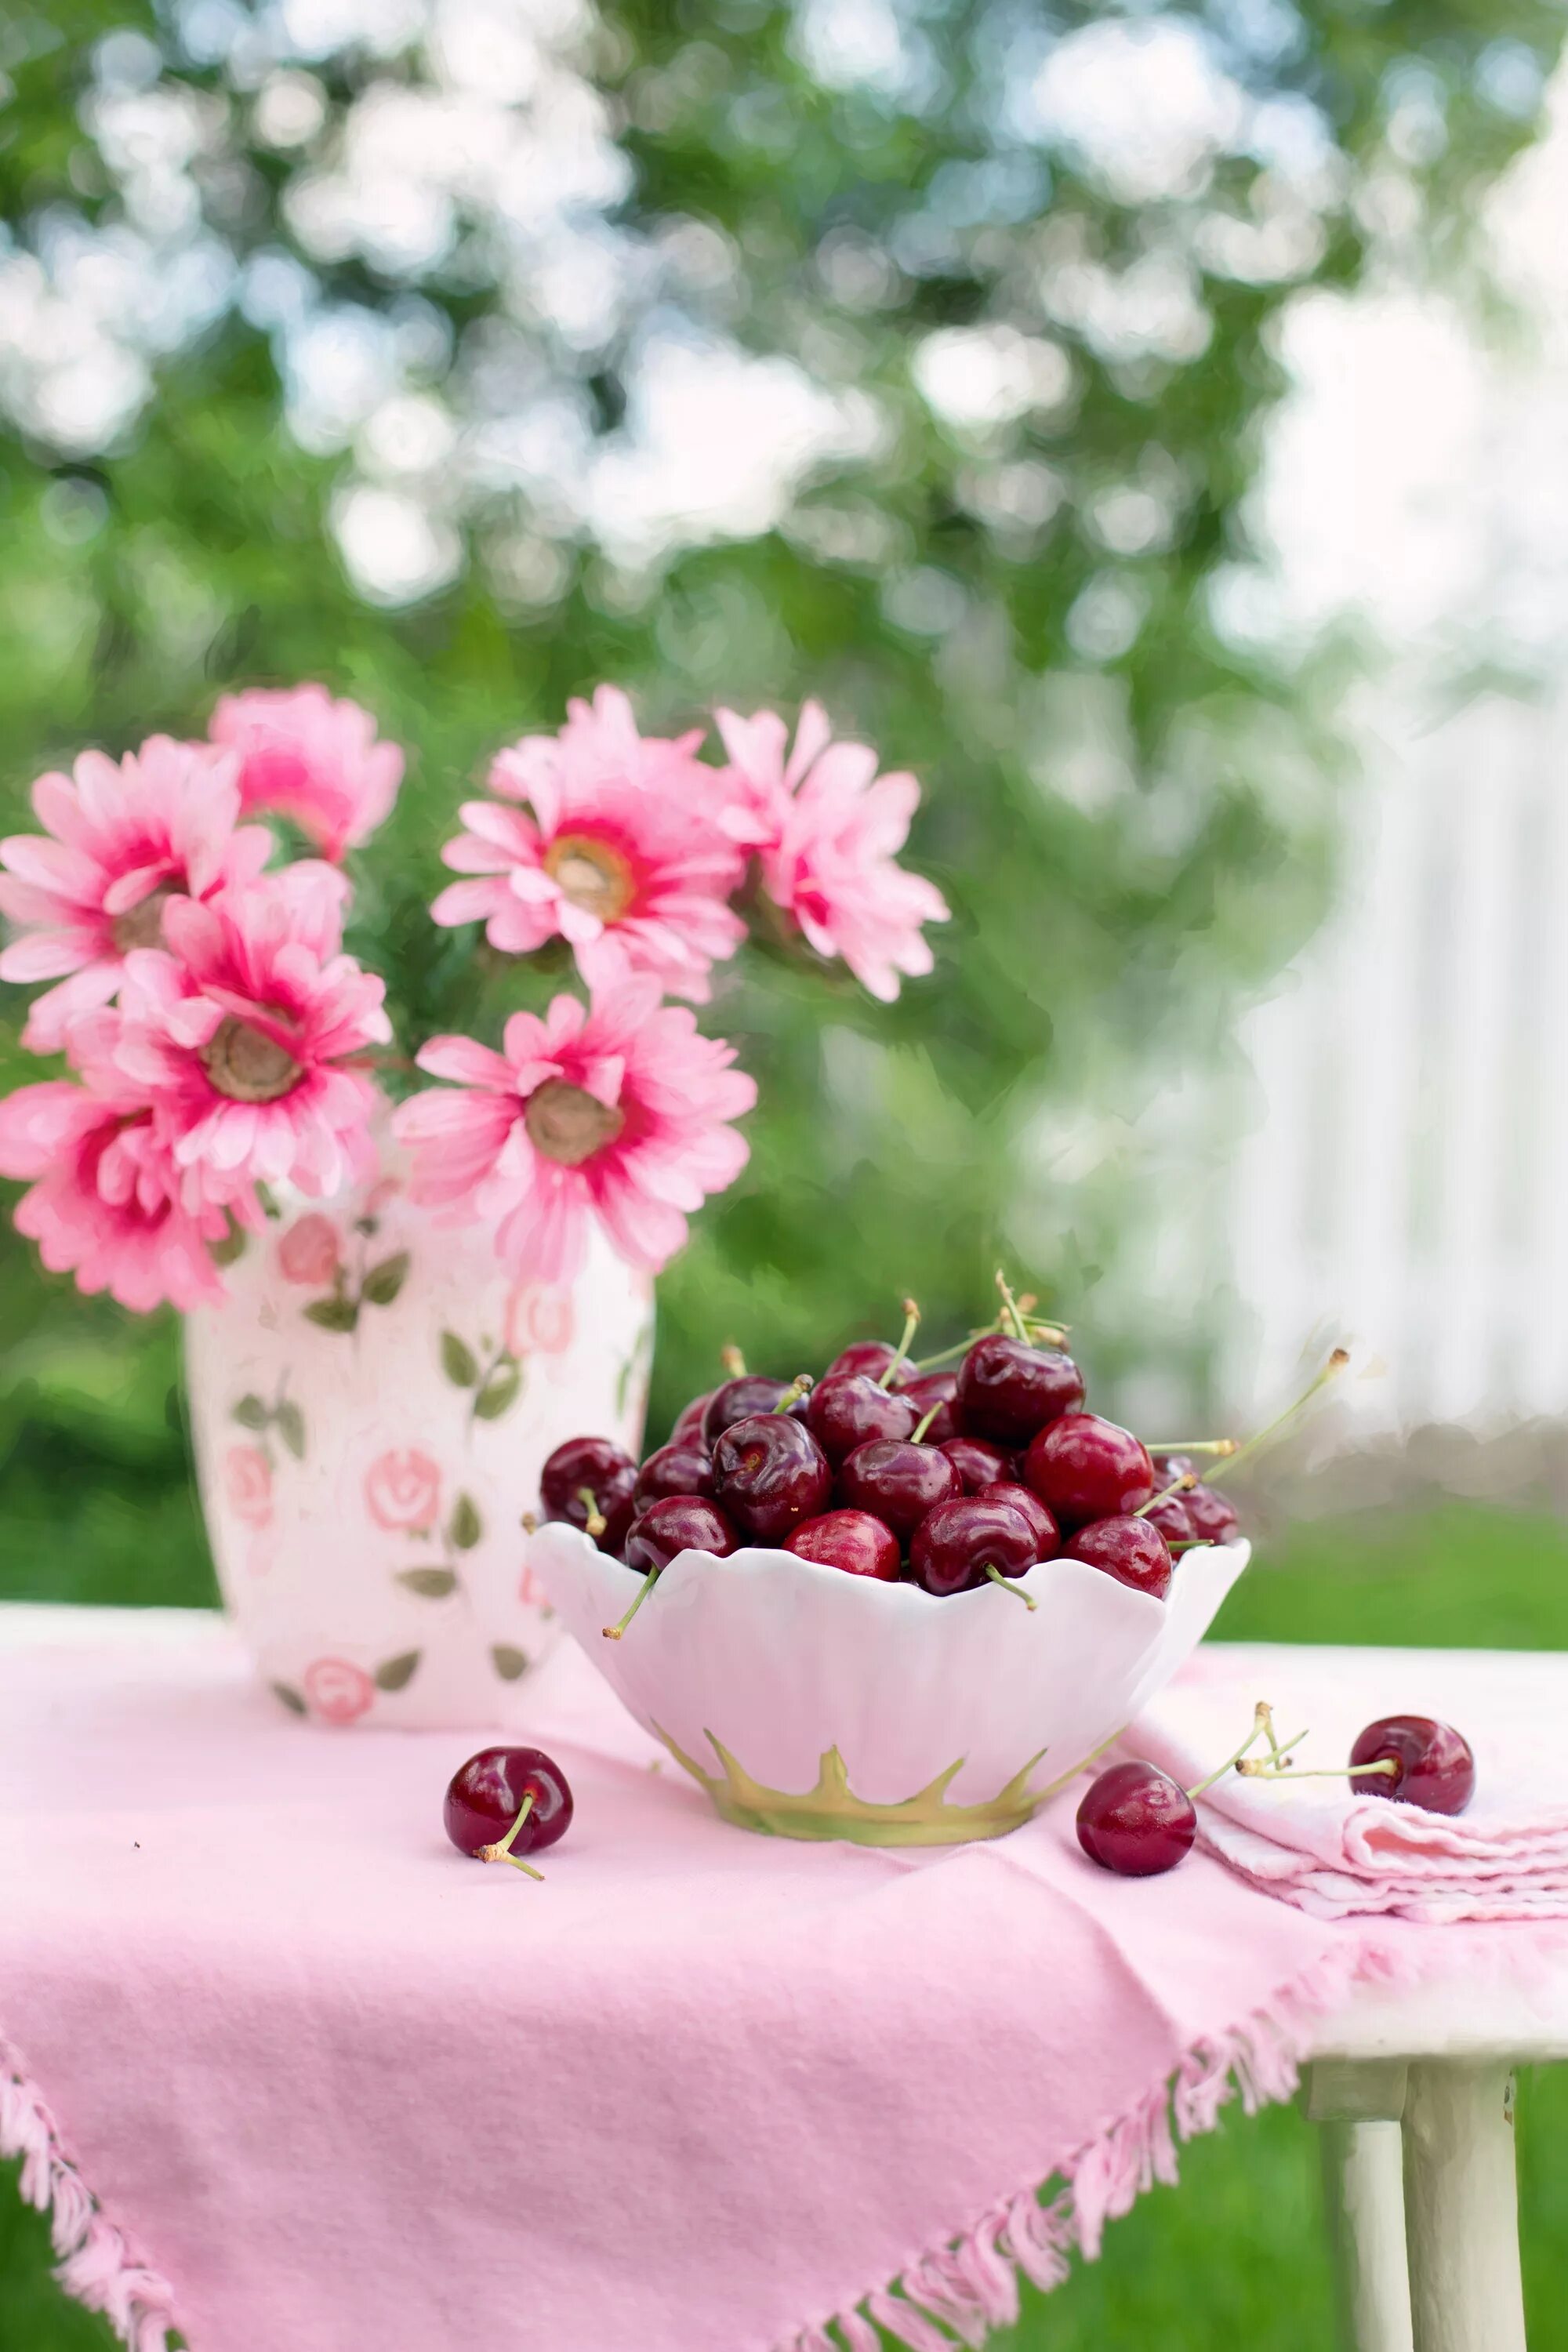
[911,1401,944,1443]
[477,1793,543,1877]
[877,1298,921,1389]
[1237,1758,1399,1783]
[1141,1439,1238,1457]
[575,1486,607,1538]
[1207,1350,1350,1488]
[912,1323,1000,1374]
[985,1563,1037,1610]
[1134,1472,1196,1520]
[603,1568,658,1640]
[772,1374,813,1412]
[994,1270,1030,1343]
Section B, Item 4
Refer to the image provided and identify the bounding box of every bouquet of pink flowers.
[0,685,948,1313]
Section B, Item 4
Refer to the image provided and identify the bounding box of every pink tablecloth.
[0,1609,1541,2352]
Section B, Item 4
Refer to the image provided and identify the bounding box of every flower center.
[201,1016,304,1104]
[543,834,635,923]
[111,886,176,953]
[524,1078,625,1167]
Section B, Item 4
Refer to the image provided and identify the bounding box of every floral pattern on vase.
[184,1152,654,1729]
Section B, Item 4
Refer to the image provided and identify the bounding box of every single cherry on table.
[1076,1761,1196,1877]
[445,1745,574,1878]
[786,1508,901,1581]
[1350,1715,1476,1815]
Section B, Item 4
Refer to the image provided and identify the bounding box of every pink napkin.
[0,1610,1538,2352]
[1128,1643,1568,1922]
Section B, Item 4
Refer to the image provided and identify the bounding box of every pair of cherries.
[1076,1712,1477,1876]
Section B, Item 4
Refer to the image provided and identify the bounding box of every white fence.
[1222,686,1568,1437]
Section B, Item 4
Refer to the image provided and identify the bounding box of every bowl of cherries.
[527,1289,1279,1848]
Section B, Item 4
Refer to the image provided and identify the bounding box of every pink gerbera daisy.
[430,685,746,1003]
[209,684,405,861]
[391,978,756,1285]
[0,1013,256,1313]
[111,864,392,1200]
[0,736,271,1054]
[715,702,949,1002]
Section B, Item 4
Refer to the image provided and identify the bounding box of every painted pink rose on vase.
[505,1280,575,1358]
[302,1657,376,1726]
[224,1444,274,1530]
[365,1446,442,1533]
[278,1212,341,1287]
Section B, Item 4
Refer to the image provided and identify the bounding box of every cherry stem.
[985,1563,1038,1610]
[1186,1700,1293,1798]
[1237,1758,1399,1782]
[576,1486,607,1539]
[912,1321,1000,1372]
[1206,1348,1351,1489]
[1141,1439,1239,1457]
[995,1270,1030,1344]
[772,1374,813,1411]
[603,1567,657,1640]
[720,1345,746,1377]
[1134,1472,1197,1520]
[877,1298,921,1389]
[910,1400,944,1443]
[477,1792,543,1877]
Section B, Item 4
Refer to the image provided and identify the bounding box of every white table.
[1305,1973,1568,2352]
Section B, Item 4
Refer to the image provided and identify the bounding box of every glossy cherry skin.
[980,1480,1059,1559]
[825,1340,909,1389]
[445,1745,574,1860]
[956,1335,1083,1446]
[701,1376,808,1448]
[1076,1761,1196,1877]
[671,1391,715,1441]
[1349,1716,1475,1815]
[633,1440,716,1512]
[539,1436,637,1552]
[1065,1515,1173,1599]
[1023,1412,1155,1528]
[806,1373,917,1465]
[624,1494,739,1575]
[838,1438,962,1541]
[713,1414,832,1544]
[900,1370,960,1444]
[1152,1455,1240,1547]
[786,1509,901,1581]
[1142,1490,1197,1546]
[910,1493,1040,1598]
[939,1435,1014,1494]
[1185,1485,1240,1545]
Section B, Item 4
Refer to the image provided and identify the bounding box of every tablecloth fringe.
[775,1937,1424,2352]
[1,2032,180,2352]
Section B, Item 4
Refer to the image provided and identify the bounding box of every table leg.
[1402,2062,1526,2352]
[1307,2060,1414,2352]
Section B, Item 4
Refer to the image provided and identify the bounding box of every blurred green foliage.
[2,0,1563,1552]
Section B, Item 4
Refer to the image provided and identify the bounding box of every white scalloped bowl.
[527,1524,1250,1845]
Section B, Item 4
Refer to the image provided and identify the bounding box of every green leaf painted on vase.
[441,1330,479,1385]
[270,1681,307,1715]
[473,1357,522,1420]
[396,1567,459,1599]
[274,1399,306,1460]
[231,1393,269,1431]
[491,1646,529,1681]
[374,1650,422,1692]
[448,1493,482,1550]
[361,1250,410,1306]
[304,1294,359,1333]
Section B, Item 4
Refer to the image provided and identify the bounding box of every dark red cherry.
[806,1373,917,1465]
[1065,1514,1172,1599]
[712,1414,832,1544]
[838,1438,962,1541]
[701,1376,808,1447]
[444,1744,574,1862]
[956,1334,1083,1446]
[633,1439,716,1512]
[979,1480,1058,1558]
[672,1391,715,1441]
[1185,1485,1240,1545]
[624,1494,739,1575]
[786,1508,901,1581]
[1143,1490,1197,1546]
[1348,1716,1475,1816]
[1023,1412,1154,1528]
[539,1435,637,1552]
[939,1435,1014,1493]
[910,1492,1040,1598]
[901,1370,960,1444]
[824,1340,909,1388]
[1076,1761,1196,1876]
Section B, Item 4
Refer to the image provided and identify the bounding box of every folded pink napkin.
[1128,1643,1568,1923]
[0,1610,1543,2352]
